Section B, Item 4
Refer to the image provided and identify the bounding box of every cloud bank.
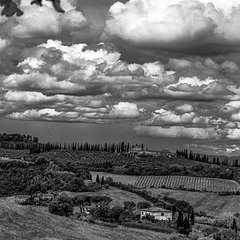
[1,0,240,155]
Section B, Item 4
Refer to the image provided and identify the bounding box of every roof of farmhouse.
[141,207,172,213]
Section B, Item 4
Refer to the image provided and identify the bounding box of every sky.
[1,0,240,155]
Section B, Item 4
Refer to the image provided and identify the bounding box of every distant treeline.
[176,149,239,167]
[29,142,144,154]
[0,133,145,155]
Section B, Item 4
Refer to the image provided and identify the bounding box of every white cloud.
[168,76,215,88]
[176,104,194,113]
[3,0,87,40]
[134,126,222,139]
[11,6,61,39]
[0,38,9,52]
[4,90,65,103]
[227,129,240,140]
[109,102,144,118]
[145,109,196,125]
[60,10,87,30]
[84,102,145,119]
[143,108,227,127]
[103,0,240,50]
[40,40,120,65]
[8,108,62,120]
[3,73,76,91]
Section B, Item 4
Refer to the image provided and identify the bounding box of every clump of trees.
[49,193,74,217]
[0,155,92,197]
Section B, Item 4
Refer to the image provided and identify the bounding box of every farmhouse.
[140,207,173,221]
[128,147,175,158]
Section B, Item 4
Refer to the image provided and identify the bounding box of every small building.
[140,207,173,221]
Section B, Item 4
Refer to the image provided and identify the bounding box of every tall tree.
[96,174,100,185]
[101,176,104,188]
[232,218,238,233]
[190,210,195,226]
[177,211,184,229]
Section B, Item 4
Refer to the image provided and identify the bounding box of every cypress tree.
[177,211,184,229]
[232,218,238,233]
[183,216,190,230]
[101,176,104,187]
[96,174,100,185]
[190,210,195,225]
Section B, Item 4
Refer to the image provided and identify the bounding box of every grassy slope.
[149,188,240,218]
[0,199,174,240]
[65,187,150,208]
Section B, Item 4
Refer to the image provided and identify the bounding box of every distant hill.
[0,199,174,240]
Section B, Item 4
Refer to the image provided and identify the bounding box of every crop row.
[133,175,240,193]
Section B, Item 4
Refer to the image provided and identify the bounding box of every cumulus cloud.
[134,126,222,140]
[84,102,145,120]
[103,0,240,53]
[4,90,65,103]
[0,38,9,52]
[176,104,194,113]
[142,108,227,127]
[0,0,88,42]
[108,102,144,118]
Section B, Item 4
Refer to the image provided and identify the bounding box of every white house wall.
[140,211,172,221]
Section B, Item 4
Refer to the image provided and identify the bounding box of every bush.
[48,193,73,217]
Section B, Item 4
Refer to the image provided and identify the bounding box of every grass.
[0,199,175,240]
[148,188,240,218]
[65,186,151,208]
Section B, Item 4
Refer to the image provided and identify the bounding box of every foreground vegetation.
[0,199,174,240]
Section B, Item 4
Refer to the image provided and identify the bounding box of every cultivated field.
[134,175,240,193]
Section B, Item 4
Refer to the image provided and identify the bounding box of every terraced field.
[134,175,240,193]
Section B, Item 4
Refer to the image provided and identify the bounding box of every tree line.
[176,149,239,167]
[0,133,146,154]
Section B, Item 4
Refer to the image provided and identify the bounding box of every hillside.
[0,199,175,240]
[4,148,237,182]
[149,188,240,218]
